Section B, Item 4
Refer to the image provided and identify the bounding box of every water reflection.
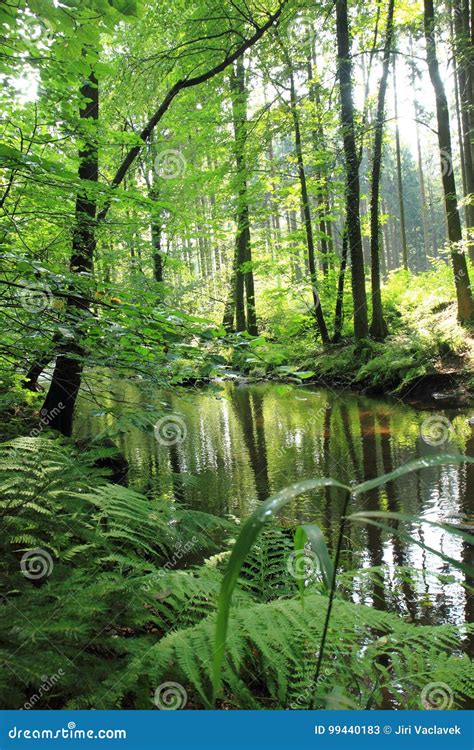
[75,380,473,627]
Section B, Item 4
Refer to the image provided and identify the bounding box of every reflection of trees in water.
[358,408,386,611]
[230,386,270,503]
[462,430,474,659]
[378,412,417,621]
[75,381,472,628]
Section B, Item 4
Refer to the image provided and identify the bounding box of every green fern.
[0,436,472,711]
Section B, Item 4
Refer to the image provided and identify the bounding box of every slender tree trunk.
[288,63,330,343]
[333,228,349,342]
[410,46,430,263]
[453,0,474,259]
[392,57,409,270]
[424,0,474,322]
[222,271,236,332]
[306,49,330,277]
[41,68,99,435]
[151,219,163,282]
[369,0,395,339]
[336,0,369,340]
[230,56,258,335]
[449,2,470,230]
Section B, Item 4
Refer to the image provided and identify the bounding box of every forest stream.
[75,380,474,631]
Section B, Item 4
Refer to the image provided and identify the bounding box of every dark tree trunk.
[336,0,369,340]
[424,0,474,323]
[40,69,99,435]
[453,0,474,258]
[288,63,329,343]
[369,0,395,339]
[333,228,348,342]
[230,56,258,336]
[151,205,163,283]
[306,49,330,277]
[222,270,236,332]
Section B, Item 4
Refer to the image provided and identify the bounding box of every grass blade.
[300,523,334,592]
[353,454,474,497]
[212,477,349,702]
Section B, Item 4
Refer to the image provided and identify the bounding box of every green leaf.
[347,515,474,577]
[347,511,474,545]
[212,477,349,702]
[293,526,306,603]
[353,454,474,496]
[300,523,334,593]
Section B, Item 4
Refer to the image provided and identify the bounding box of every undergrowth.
[0,436,472,710]
[231,265,474,393]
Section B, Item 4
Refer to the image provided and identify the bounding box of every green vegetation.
[1,438,472,709]
[0,0,473,715]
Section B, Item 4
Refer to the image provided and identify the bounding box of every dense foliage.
[0,0,473,715]
[1,438,472,709]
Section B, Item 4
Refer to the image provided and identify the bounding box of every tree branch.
[97,0,288,222]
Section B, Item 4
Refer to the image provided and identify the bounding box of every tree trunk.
[230,56,258,336]
[288,62,329,343]
[336,0,369,340]
[410,49,430,264]
[306,48,330,277]
[424,0,474,323]
[41,68,99,435]
[333,228,349,342]
[369,0,395,339]
[453,0,474,259]
[392,57,409,270]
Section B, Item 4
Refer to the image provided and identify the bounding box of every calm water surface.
[75,379,474,629]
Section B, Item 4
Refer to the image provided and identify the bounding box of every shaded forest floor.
[307,302,474,401]
[232,267,474,404]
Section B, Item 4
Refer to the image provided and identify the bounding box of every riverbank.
[228,278,474,405]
